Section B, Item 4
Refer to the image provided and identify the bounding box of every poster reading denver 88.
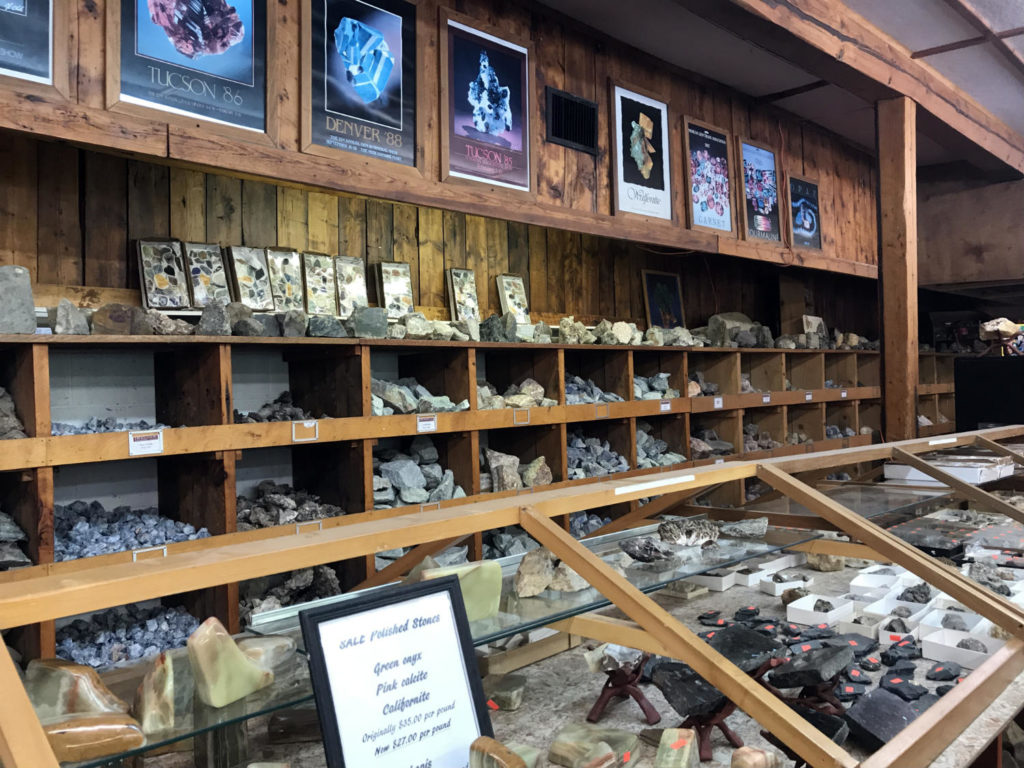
[310,0,416,166]
[120,0,266,131]
[0,0,52,84]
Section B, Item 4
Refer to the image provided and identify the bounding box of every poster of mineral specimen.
[120,0,266,131]
[446,19,529,191]
[0,0,52,83]
[446,267,479,322]
[184,242,232,307]
[613,85,671,220]
[377,261,414,319]
[335,255,368,318]
[685,119,732,234]
[789,175,822,249]
[740,139,781,242]
[310,0,416,166]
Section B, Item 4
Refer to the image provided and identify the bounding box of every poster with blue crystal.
[790,175,821,249]
[740,140,781,242]
[310,0,415,166]
[447,20,529,191]
[613,85,670,220]
[0,0,52,84]
[119,0,266,132]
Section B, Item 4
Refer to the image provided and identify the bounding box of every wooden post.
[877,97,918,441]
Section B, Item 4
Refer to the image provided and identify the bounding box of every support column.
[877,97,918,441]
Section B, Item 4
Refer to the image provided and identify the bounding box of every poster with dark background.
[447,20,529,191]
[0,0,51,83]
[620,96,664,190]
[687,122,731,232]
[790,176,821,249]
[741,141,781,242]
[613,86,670,220]
[120,0,266,131]
[311,0,415,166]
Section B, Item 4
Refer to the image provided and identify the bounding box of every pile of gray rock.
[0,510,29,570]
[234,391,313,423]
[567,431,630,478]
[239,565,342,623]
[565,375,624,405]
[570,511,611,538]
[633,373,680,399]
[787,430,814,445]
[0,388,26,439]
[480,448,553,492]
[54,501,210,561]
[51,418,168,436]
[56,603,200,668]
[374,544,468,574]
[371,377,469,415]
[742,422,782,453]
[373,437,465,508]
[689,371,719,396]
[480,313,553,344]
[477,377,556,410]
[482,526,539,559]
[636,423,686,469]
[558,317,700,347]
[236,480,344,530]
[697,312,775,348]
[387,312,479,342]
[775,328,879,351]
[690,429,734,459]
[745,480,770,502]
[825,424,857,440]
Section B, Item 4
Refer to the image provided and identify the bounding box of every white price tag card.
[804,391,813,401]
[300,579,492,768]
[840,389,848,399]
[713,396,724,409]
[128,429,164,456]
[416,415,437,433]
[659,399,671,413]
[292,420,319,442]
[715,458,725,464]
[762,394,771,404]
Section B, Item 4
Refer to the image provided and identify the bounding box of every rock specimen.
[370,376,469,414]
[347,306,387,338]
[513,548,556,597]
[196,300,231,335]
[372,439,463,509]
[658,519,719,547]
[54,500,210,561]
[770,646,853,688]
[969,560,1012,596]
[844,688,919,751]
[477,377,554,410]
[548,561,590,592]
[814,599,834,612]
[547,722,638,768]
[883,618,910,634]
[132,651,175,734]
[690,428,734,458]
[716,517,769,539]
[26,658,130,721]
[280,309,308,337]
[147,0,245,59]
[238,636,297,672]
[419,561,501,621]
[0,508,28,570]
[520,456,553,487]
[307,315,346,338]
[637,422,686,468]
[56,604,200,668]
[620,536,673,562]
[481,526,538,559]
[51,418,168,436]
[0,389,26,440]
[654,727,699,767]
[236,481,343,530]
[633,373,680,400]
[898,582,931,603]
[54,298,90,335]
[483,674,527,712]
[880,638,921,664]
[880,674,928,701]
[806,552,845,572]
[567,430,629,478]
[91,303,135,335]
[565,374,625,405]
[470,736,532,768]
[956,637,988,653]
[188,617,273,708]
[731,747,781,768]
[239,565,341,622]
[485,448,522,492]
[569,511,610,539]
[781,587,810,606]
[742,422,782,453]
[234,391,313,423]
[0,265,36,333]
[43,715,145,762]
[926,661,961,681]
[941,613,969,631]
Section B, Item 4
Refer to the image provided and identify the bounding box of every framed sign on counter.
[441,14,532,192]
[612,84,672,220]
[300,576,493,768]
[738,137,782,243]
[683,117,734,235]
[0,0,52,84]
[306,0,417,166]
[116,0,268,133]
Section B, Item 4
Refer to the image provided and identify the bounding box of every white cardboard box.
[759,574,814,596]
[883,460,1013,485]
[731,569,769,587]
[918,609,985,635]
[863,596,931,626]
[876,620,920,646]
[786,594,854,626]
[849,574,897,596]
[685,570,735,592]
[921,628,1005,669]
[837,613,882,640]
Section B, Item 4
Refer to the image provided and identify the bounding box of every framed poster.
[641,269,685,329]
[335,255,369,319]
[308,0,416,166]
[684,117,734,235]
[0,0,51,84]
[612,84,671,220]
[119,0,267,132]
[378,261,414,318]
[228,246,275,310]
[443,17,530,191]
[789,175,822,250]
[496,274,529,323]
[739,138,781,242]
[137,239,190,310]
[446,267,480,323]
[184,242,232,307]
[303,252,339,315]
[300,576,493,768]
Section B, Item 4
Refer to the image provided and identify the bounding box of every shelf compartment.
[566,419,634,479]
[563,348,632,402]
[690,411,741,461]
[481,424,565,490]
[689,350,741,396]
[477,347,561,406]
[857,353,881,388]
[919,353,937,386]
[742,351,784,394]
[786,352,825,391]
[636,414,688,468]
[938,394,955,429]
[787,403,825,443]
[743,407,786,454]
[825,352,857,389]
[0,344,49,437]
[859,401,882,438]
[826,402,859,437]
[633,348,687,395]
[371,432,477,505]
[368,346,473,414]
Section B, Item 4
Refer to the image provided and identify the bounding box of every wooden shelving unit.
[0,336,880,660]
[918,351,958,436]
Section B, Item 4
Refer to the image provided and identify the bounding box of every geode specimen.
[629,112,655,179]
[147,0,245,59]
[334,17,394,103]
[467,52,512,138]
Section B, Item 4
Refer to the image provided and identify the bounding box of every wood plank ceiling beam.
[937,0,1024,81]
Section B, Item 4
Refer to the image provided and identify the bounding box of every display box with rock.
[742,350,785,394]
[477,377,557,410]
[371,436,470,509]
[239,565,343,623]
[477,348,560,408]
[688,350,741,398]
[564,349,630,405]
[479,428,560,492]
[826,402,858,439]
[825,351,858,389]
[690,413,740,460]
[742,412,785,455]
[632,349,686,399]
[636,418,687,469]
[567,425,631,479]
[787,351,826,390]
[788,403,825,444]
[369,345,471,415]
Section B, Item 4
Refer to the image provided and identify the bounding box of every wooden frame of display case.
[2,426,1024,768]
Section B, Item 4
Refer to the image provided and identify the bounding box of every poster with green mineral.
[120,0,266,131]
[613,85,671,220]
[310,0,416,166]
[0,0,52,84]
[446,19,529,191]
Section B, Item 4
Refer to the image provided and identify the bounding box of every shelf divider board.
[8,344,50,437]
[155,343,231,427]
[286,345,363,418]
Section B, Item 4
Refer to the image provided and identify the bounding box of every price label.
[128,429,164,456]
[762,394,771,404]
[659,399,671,413]
[713,397,724,409]
[416,415,437,433]
[292,420,319,442]
[804,391,813,402]
[715,458,725,464]
[841,389,848,399]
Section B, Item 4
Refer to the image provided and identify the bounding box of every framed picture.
[683,117,734,235]
[447,267,480,322]
[496,274,529,323]
[612,84,671,220]
[303,252,338,316]
[137,239,190,310]
[300,576,493,768]
[0,0,52,84]
[183,242,232,307]
[789,175,822,250]
[377,261,414,318]
[641,269,685,329]
[335,255,369,319]
[306,0,417,166]
[738,138,782,242]
[266,248,305,311]
[227,246,275,310]
[441,15,531,192]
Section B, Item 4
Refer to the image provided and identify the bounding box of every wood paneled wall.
[0,131,878,334]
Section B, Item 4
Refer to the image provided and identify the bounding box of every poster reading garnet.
[310,0,415,166]
[446,20,529,191]
[686,122,731,232]
[740,140,781,242]
[120,0,266,131]
[0,0,52,83]
[614,86,671,220]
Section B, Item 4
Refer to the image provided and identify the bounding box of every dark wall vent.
[546,87,598,155]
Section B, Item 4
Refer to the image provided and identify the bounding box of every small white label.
[417,415,438,433]
[128,429,164,456]
[713,396,724,409]
[928,437,957,446]
[614,474,696,496]
[715,458,725,464]
[840,389,848,399]
[762,394,771,404]
[292,420,319,442]
[659,399,671,413]
[805,391,813,401]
